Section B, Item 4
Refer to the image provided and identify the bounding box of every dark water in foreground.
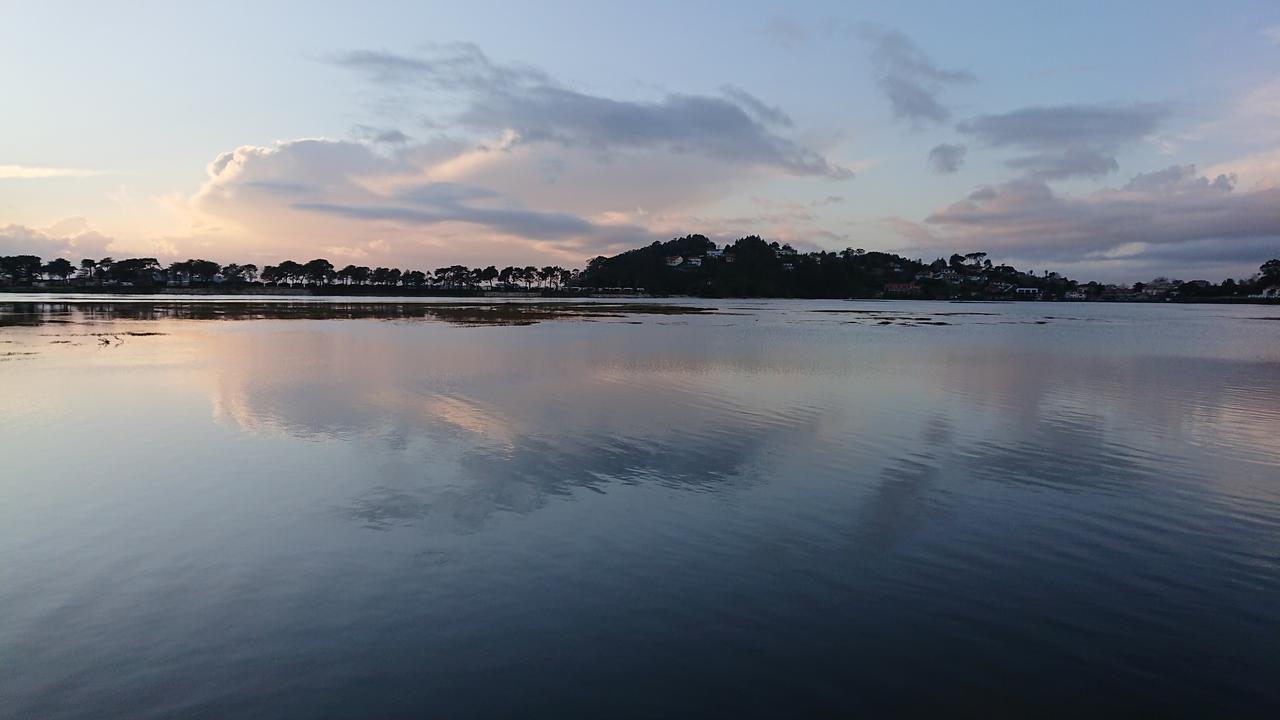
[2,297,1279,718]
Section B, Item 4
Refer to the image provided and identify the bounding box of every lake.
[2,296,1279,718]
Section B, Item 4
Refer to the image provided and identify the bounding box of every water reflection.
[3,298,1280,717]
[0,299,713,327]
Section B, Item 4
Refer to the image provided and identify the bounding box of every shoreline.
[1,286,1277,305]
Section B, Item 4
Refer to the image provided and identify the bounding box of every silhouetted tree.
[0,255,42,284]
[43,258,75,282]
[303,258,335,285]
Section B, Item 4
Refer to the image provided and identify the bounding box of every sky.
[2,0,1279,282]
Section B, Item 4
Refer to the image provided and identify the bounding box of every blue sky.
[3,0,1279,280]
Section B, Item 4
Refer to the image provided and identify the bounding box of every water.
[2,297,1279,718]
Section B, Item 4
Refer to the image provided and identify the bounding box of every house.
[1101,285,1137,301]
[1142,279,1176,297]
[684,256,703,268]
[777,246,797,257]
[884,282,920,295]
[705,249,724,258]
[723,253,737,263]
[781,262,795,271]
[1015,287,1041,296]
[1063,290,1088,301]
[664,255,683,267]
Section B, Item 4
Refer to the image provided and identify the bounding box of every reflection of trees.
[0,301,711,327]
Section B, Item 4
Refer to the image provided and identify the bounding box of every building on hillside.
[884,282,921,296]
[1015,287,1041,297]
[684,256,703,267]
[664,255,683,267]
[705,249,724,258]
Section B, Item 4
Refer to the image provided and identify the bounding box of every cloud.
[1207,147,1280,191]
[957,103,1169,179]
[924,165,1280,273]
[191,138,658,263]
[927,143,966,173]
[332,43,850,178]
[762,16,811,50]
[1265,26,1280,44]
[719,85,794,128]
[351,125,410,144]
[861,27,974,126]
[0,165,105,179]
[0,220,116,258]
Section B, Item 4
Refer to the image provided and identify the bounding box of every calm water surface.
[2,297,1279,718]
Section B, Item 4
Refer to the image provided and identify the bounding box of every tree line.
[0,255,578,291]
[2,242,1278,300]
[575,235,1280,300]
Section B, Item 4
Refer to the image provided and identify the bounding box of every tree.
[1,255,43,284]
[96,257,115,284]
[171,259,220,283]
[1262,259,1280,282]
[303,258,335,285]
[43,258,75,282]
[79,258,96,281]
[110,258,160,285]
[277,260,304,286]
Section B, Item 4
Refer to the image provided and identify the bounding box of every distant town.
[2,234,1278,302]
